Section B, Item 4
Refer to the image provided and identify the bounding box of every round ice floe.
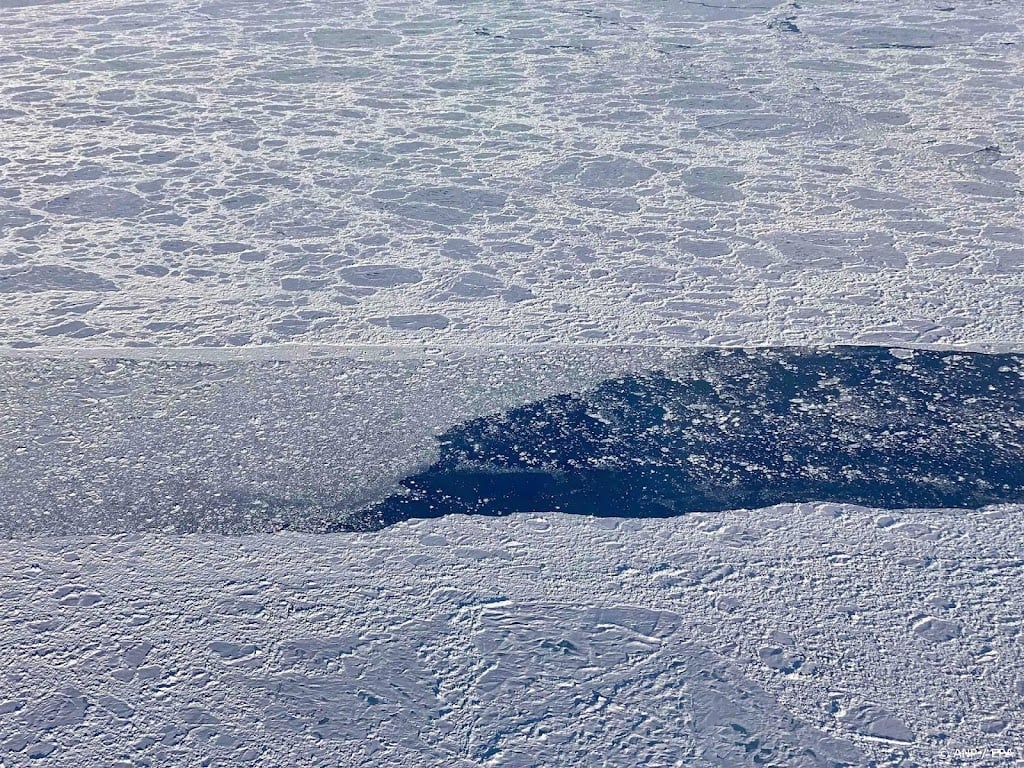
[0,265,115,293]
[912,616,962,643]
[339,265,423,288]
[42,186,147,219]
[577,157,657,188]
[23,688,88,731]
[839,704,914,742]
[757,645,803,673]
[311,28,402,49]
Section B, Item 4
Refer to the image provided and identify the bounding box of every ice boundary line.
[1,340,1022,362]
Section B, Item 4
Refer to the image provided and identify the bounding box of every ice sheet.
[1,507,1021,765]
[2,0,1024,764]
[0,0,1021,350]
[5,346,1021,536]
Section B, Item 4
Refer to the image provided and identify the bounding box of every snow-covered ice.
[3,346,1024,766]
[2,0,1024,765]
[0,0,1022,350]
[2,507,1022,765]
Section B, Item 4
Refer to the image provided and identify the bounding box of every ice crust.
[3,0,1024,765]
[0,0,1022,350]
[1,346,662,536]
[6,346,1021,537]
[1,508,1022,766]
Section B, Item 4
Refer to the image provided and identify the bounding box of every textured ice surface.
[1,508,1022,766]
[3,0,1024,765]
[3,348,1023,764]
[5,346,1022,536]
[0,0,1022,350]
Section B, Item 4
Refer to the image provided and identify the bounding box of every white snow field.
[2,507,1022,766]
[0,0,1022,350]
[2,0,1024,766]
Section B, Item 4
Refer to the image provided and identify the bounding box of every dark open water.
[341,346,1024,530]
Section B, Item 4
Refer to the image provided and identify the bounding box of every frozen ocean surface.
[2,0,1024,765]
[0,0,1022,351]
[4,345,1022,536]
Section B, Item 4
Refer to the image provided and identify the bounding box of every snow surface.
[1,507,1022,766]
[2,0,1024,765]
[0,0,1022,350]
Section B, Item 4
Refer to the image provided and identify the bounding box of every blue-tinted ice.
[347,346,1023,530]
